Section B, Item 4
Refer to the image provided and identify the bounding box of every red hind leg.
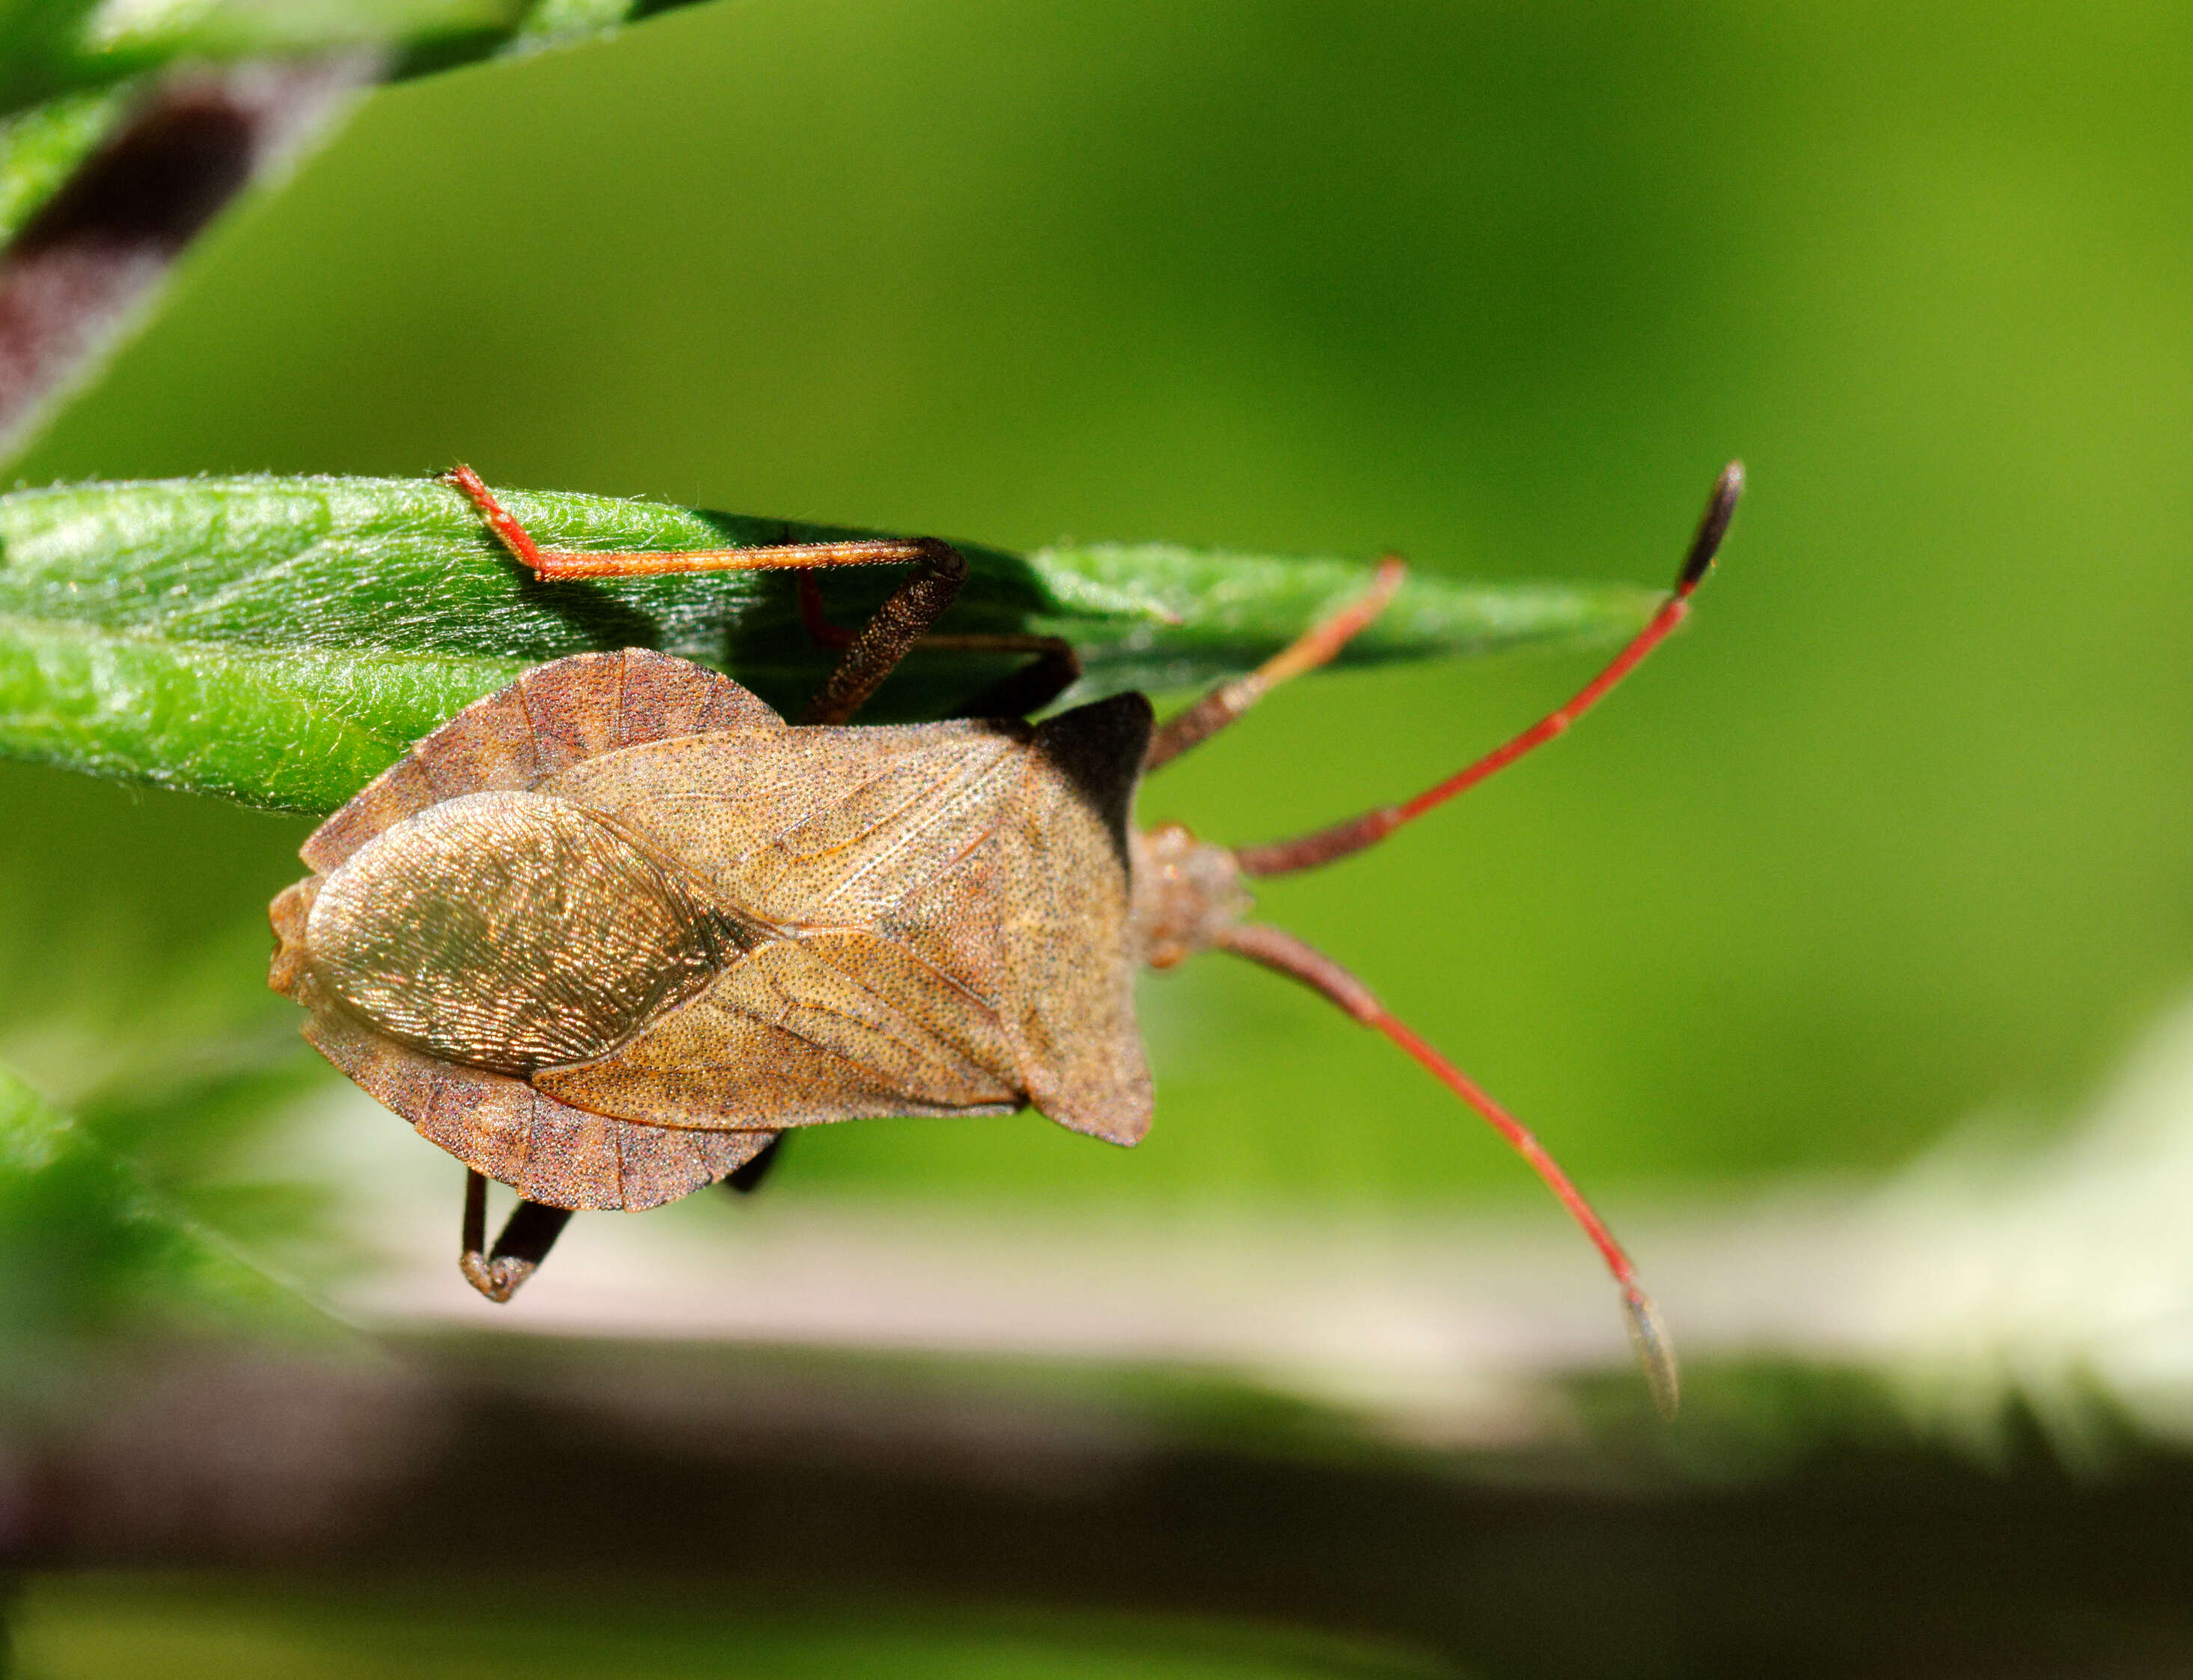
[447,466,1029,726]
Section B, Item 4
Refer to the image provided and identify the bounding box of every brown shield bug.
[269,462,1741,1416]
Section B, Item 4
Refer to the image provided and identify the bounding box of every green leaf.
[0,0,719,120]
[0,81,129,245]
[0,0,510,120]
[501,0,637,53]
[0,1062,328,1388]
[0,473,1663,814]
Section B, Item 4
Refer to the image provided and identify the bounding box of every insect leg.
[1230,463,1741,877]
[1212,921,1677,1419]
[721,1132,786,1195]
[459,1168,575,1304]
[1143,557,1407,773]
[791,536,973,724]
[447,465,930,582]
[801,575,1081,717]
[923,634,1083,717]
[447,465,981,726]
[796,573,856,649]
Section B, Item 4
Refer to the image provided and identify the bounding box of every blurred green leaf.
[501,0,637,53]
[0,473,1661,813]
[0,0,724,120]
[0,0,714,473]
[17,1575,1455,1680]
[0,81,129,244]
[0,1061,328,1387]
[0,0,507,119]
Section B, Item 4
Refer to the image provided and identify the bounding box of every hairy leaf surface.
[0,474,1663,812]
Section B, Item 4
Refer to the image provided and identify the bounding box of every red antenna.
[1216,921,1679,1418]
[1234,461,1742,878]
[1214,463,1743,1417]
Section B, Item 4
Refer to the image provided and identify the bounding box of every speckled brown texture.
[272,649,1154,1210]
[299,649,774,875]
[303,1003,770,1209]
[276,651,785,1210]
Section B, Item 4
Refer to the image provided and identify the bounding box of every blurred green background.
[8,0,2191,1198]
[5,1,2193,1672]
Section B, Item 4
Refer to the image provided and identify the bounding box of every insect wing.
[299,648,777,875]
[539,723,1032,1129]
[274,651,792,1210]
[985,695,1154,1147]
[543,720,1019,911]
[537,932,1021,1128]
[304,996,775,1210]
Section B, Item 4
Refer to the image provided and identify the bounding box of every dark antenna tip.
[1677,459,1744,592]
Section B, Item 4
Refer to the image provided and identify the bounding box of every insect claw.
[459,1251,538,1304]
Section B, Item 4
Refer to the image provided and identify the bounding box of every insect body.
[270,464,1741,1416]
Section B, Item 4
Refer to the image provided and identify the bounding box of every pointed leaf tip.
[1622,1284,1680,1421]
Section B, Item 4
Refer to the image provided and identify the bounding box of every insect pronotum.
[269,462,1741,1417]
